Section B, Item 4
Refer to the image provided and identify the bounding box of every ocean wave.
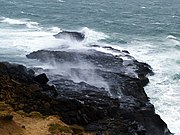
[0,17,39,29]
[49,27,62,33]
[80,27,109,43]
[0,20,110,53]
[121,39,180,134]
[166,35,177,40]
[166,35,180,46]
[151,22,165,25]
[58,0,65,2]
[48,27,109,43]
[172,15,179,18]
[20,11,40,17]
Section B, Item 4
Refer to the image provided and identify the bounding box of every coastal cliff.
[0,46,172,135]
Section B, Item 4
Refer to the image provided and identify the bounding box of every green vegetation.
[0,101,13,121]
[16,110,46,119]
[48,123,73,134]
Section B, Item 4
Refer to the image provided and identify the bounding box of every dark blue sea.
[0,0,180,134]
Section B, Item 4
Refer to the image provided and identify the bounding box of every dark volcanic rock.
[0,45,172,135]
[34,73,49,85]
[54,31,85,41]
[0,62,34,83]
[25,48,172,135]
[27,49,150,100]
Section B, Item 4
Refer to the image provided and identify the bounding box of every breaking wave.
[0,17,39,29]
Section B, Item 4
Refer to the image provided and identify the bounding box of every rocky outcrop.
[0,46,172,135]
[26,48,171,135]
[54,31,85,41]
[26,49,151,100]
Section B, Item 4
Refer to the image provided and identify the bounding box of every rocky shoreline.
[0,38,173,134]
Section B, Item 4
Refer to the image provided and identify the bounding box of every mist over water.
[46,61,109,91]
[0,0,180,134]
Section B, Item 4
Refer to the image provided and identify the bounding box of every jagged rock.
[0,114,13,121]
[0,62,34,83]
[34,73,49,85]
[54,31,85,41]
[0,51,172,135]
[122,50,130,54]
[26,49,172,135]
[26,49,150,100]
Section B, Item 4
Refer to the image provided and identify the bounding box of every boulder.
[54,31,85,41]
[34,73,49,85]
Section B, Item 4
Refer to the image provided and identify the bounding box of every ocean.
[0,0,180,134]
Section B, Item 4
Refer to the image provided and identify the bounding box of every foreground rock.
[0,46,172,135]
[0,102,86,135]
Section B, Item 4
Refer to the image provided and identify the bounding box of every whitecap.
[166,35,180,44]
[166,35,177,40]
[121,39,180,134]
[151,22,165,25]
[0,17,39,29]
[58,0,65,2]
[50,27,62,33]
[81,27,109,43]
[172,15,179,18]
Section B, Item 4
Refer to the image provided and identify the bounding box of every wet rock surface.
[27,49,152,100]
[54,31,85,41]
[0,46,172,135]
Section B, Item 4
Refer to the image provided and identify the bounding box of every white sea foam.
[166,35,180,46]
[167,35,177,40]
[58,0,65,2]
[0,29,59,54]
[0,17,39,29]
[50,27,62,33]
[81,27,109,43]
[172,15,179,18]
[121,39,180,135]
[48,27,110,50]
[0,18,110,57]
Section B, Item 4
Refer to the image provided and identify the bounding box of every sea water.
[0,0,179,134]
